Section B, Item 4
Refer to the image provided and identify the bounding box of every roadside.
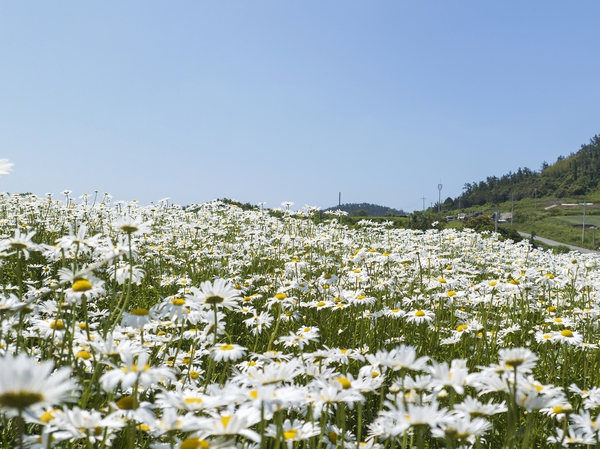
[517,232,600,254]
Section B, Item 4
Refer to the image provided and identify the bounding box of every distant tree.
[216,198,257,211]
[325,203,406,216]
[443,197,455,210]
[451,133,600,208]
[464,215,494,232]
[407,211,446,231]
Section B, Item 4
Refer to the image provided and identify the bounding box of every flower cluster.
[1,192,600,447]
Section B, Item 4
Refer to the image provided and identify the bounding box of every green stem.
[520,412,534,449]
[266,305,282,351]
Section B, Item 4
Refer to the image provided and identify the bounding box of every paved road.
[517,232,600,254]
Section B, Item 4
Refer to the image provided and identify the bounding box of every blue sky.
[1,2,599,211]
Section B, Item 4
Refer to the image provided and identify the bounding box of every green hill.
[437,134,600,250]
[456,134,600,208]
[324,202,406,217]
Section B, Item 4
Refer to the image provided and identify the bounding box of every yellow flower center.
[447,291,456,297]
[50,320,66,331]
[205,295,224,305]
[131,308,150,316]
[336,377,352,389]
[116,396,135,410]
[184,397,203,404]
[284,429,298,440]
[415,310,426,317]
[40,409,57,423]
[328,432,338,444]
[72,279,93,292]
[122,364,150,373]
[220,415,231,428]
[76,350,92,360]
[180,438,210,449]
[220,344,235,351]
[456,324,468,332]
[10,241,29,250]
[561,329,574,338]
[275,293,287,300]
[120,224,140,234]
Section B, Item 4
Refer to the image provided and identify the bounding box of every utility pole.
[421,196,426,212]
[438,183,443,213]
[582,196,587,243]
[511,192,514,226]
[534,189,537,209]
[338,192,341,210]
[495,210,498,233]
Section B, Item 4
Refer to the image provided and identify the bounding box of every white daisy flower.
[210,343,247,362]
[0,353,77,417]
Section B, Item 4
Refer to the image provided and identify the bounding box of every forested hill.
[324,203,406,216]
[455,134,600,207]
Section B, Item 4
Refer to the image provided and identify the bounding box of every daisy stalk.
[108,232,135,333]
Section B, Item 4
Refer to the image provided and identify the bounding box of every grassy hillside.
[438,133,600,249]
[324,202,406,216]
[453,195,600,250]
[454,134,600,208]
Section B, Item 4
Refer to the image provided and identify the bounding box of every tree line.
[454,134,600,208]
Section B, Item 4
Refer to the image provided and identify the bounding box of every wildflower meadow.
[3,189,600,448]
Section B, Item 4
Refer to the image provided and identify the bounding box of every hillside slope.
[457,134,600,207]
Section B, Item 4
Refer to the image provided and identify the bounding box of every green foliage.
[552,244,572,254]
[216,198,258,211]
[406,211,446,231]
[497,225,523,243]
[463,215,494,232]
[456,134,600,208]
[325,202,406,217]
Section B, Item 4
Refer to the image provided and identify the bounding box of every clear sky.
[1,2,599,211]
